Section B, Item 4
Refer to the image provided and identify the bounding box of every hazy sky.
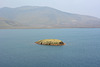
[0,0,100,18]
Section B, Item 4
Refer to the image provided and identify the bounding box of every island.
[35,39,65,46]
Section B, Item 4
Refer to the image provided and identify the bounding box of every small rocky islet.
[35,39,65,46]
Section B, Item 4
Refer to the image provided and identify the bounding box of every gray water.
[0,28,100,67]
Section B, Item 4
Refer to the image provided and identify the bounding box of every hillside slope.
[0,6,100,29]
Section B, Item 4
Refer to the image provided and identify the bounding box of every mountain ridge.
[0,6,100,29]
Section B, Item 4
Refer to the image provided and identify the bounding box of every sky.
[0,0,100,18]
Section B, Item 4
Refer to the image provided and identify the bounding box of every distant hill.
[0,6,100,29]
[0,17,17,29]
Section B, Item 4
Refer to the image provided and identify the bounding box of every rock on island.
[35,39,65,46]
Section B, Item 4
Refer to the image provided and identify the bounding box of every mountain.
[0,17,17,29]
[0,6,100,29]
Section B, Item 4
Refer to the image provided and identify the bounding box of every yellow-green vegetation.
[35,39,65,46]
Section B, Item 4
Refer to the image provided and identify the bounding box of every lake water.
[0,28,100,67]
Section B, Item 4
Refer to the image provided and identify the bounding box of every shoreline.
[0,27,100,29]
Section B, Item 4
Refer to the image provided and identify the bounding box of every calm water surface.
[0,28,100,67]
